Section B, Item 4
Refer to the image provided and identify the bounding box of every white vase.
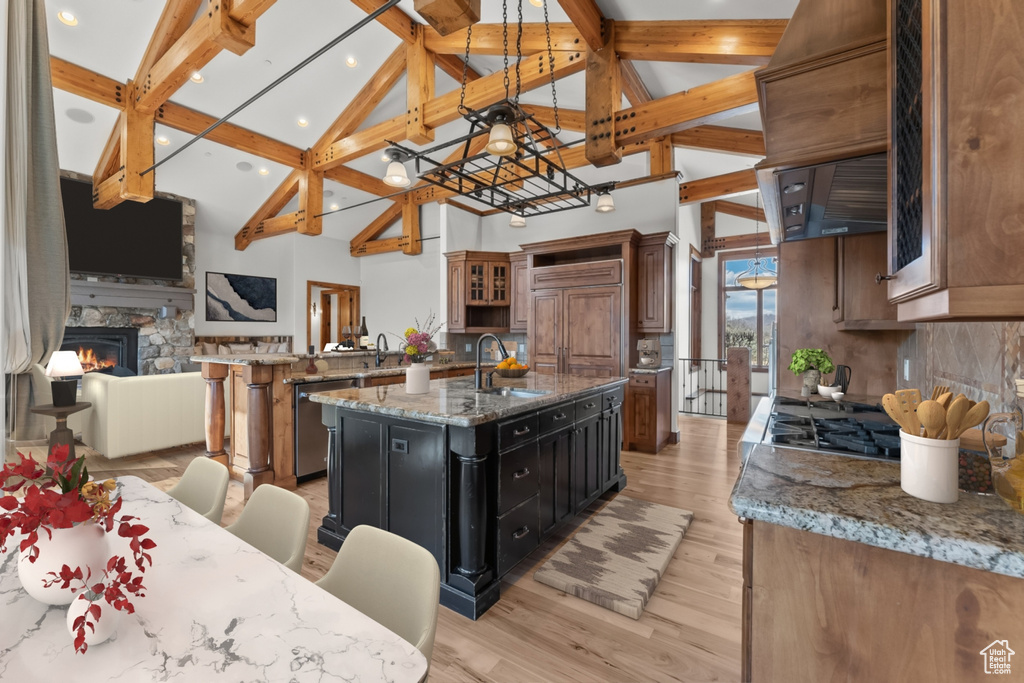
[405,362,430,394]
[18,521,108,605]
[67,592,121,648]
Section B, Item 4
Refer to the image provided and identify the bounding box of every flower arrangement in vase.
[0,445,155,653]
[394,312,443,364]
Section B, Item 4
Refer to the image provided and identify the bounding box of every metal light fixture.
[736,192,778,290]
[595,190,615,213]
[485,106,517,156]
[381,149,412,188]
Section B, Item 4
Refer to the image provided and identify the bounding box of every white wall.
[291,232,360,350]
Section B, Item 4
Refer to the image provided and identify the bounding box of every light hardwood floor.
[81,416,745,682]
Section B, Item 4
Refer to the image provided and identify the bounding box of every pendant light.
[381,148,411,188]
[736,192,777,290]
[486,107,517,156]
[509,214,527,228]
[595,190,615,213]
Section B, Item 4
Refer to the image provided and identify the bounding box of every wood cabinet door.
[529,289,562,374]
[629,386,655,448]
[510,258,529,332]
[834,234,912,330]
[447,260,466,332]
[466,260,489,306]
[637,242,669,332]
[572,415,601,511]
[563,286,621,377]
[489,261,510,305]
[538,427,573,536]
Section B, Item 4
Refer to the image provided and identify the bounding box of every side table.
[29,402,91,459]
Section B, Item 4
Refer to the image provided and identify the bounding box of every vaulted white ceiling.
[45,0,799,240]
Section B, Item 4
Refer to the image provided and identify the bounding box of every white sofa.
[78,371,229,459]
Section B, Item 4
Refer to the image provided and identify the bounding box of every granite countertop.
[191,353,300,366]
[309,374,627,427]
[283,361,494,385]
[731,398,1024,578]
[630,366,672,375]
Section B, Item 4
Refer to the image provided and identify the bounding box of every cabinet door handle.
[513,467,531,480]
[512,526,530,540]
[513,426,531,437]
[553,413,567,421]
[875,272,896,284]
[584,402,596,410]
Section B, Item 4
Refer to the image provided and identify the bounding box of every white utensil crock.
[900,431,960,503]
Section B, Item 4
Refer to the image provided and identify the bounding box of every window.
[719,249,778,369]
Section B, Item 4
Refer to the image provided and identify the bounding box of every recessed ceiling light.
[156,136,170,146]
[190,71,204,83]
[258,168,269,176]
[329,204,339,211]
[297,118,308,127]
[57,11,78,26]
[345,56,358,68]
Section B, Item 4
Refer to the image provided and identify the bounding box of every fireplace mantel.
[70,281,195,311]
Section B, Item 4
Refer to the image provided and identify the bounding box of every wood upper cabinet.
[445,251,511,334]
[832,234,914,331]
[509,252,529,333]
[637,232,677,334]
[887,0,1024,320]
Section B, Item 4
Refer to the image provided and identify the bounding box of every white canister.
[900,431,960,503]
[405,362,430,394]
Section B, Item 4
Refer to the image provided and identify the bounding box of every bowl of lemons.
[494,357,530,378]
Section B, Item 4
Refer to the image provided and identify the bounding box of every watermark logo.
[981,640,1015,675]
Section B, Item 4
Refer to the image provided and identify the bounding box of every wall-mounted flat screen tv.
[61,176,184,281]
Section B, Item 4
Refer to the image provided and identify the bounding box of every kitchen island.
[309,373,628,618]
[733,398,1024,682]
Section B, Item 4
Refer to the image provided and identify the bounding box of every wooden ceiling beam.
[93,115,123,185]
[614,70,760,148]
[618,59,652,105]
[434,53,482,82]
[671,126,766,157]
[679,169,758,205]
[407,26,436,144]
[298,169,324,236]
[352,236,405,256]
[349,202,404,253]
[120,81,156,203]
[227,0,278,25]
[716,199,766,222]
[235,168,302,249]
[133,0,204,85]
[50,56,124,108]
[649,136,674,175]
[401,197,421,255]
[585,20,621,167]
[135,1,260,114]
[244,211,304,243]
[520,105,585,132]
[350,0,417,43]
[557,0,607,51]
[323,166,393,197]
[423,23,583,54]
[312,115,406,170]
[615,20,787,65]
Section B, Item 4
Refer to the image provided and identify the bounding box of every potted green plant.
[789,349,835,396]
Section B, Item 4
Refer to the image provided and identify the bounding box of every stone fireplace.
[60,327,139,374]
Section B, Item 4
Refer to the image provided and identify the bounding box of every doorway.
[306,281,360,352]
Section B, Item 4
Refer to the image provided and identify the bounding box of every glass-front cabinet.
[466,260,509,306]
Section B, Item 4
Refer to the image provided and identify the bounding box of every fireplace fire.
[75,346,118,372]
[59,327,139,375]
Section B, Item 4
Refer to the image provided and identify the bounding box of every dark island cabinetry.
[316,380,627,619]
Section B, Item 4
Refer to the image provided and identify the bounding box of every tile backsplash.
[898,322,1021,414]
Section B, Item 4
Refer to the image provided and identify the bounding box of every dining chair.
[224,484,309,573]
[315,525,440,662]
[166,456,230,524]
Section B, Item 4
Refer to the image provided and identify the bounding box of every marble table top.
[732,421,1024,579]
[0,476,427,682]
[309,374,628,427]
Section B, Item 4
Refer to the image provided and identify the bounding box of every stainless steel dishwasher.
[294,379,357,482]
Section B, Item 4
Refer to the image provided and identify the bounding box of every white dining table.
[0,476,428,682]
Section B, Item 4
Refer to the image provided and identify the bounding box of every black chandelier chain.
[543,0,559,132]
[458,23,473,114]
[502,0,510,101]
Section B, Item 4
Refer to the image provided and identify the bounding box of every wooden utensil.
[936,392,953,409]
[895,389,923,436]
[931,385,950,401]
[917,400,947,439]
[883,394,911,434]
[944,397,969,441]
[949,400,990,440]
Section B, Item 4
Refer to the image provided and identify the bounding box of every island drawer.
[499,414,539,451]
[498,443,539,513]
[497,494,540,576]
[575,394,602,421]
[603,385,625,409]
[538,402,574,434]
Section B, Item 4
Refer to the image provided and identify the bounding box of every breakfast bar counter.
[309,374,628,618]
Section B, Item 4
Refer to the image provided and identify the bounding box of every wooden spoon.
[950,400,990,440]
[917,400,947,439]
[936,392,953,409]
[931,385,950,401]
[895,389,923,436]
[883,394,910,433]
[944,397,969,441]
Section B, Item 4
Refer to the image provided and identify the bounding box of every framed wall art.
[205,272,277,322]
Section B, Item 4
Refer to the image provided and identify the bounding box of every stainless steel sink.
[476,387,551,398]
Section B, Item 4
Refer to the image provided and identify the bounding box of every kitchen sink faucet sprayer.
[475,334,510,390]
[375,333,389,367]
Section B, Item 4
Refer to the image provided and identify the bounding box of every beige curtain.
[3,0,70,444]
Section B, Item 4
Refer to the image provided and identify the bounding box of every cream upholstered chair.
[315,525,440,662]
[166,457,230,524]
[224,484,310,573]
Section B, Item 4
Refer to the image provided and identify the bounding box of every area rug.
[533,495,693,619]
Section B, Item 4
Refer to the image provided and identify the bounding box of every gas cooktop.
[764,396,902,461]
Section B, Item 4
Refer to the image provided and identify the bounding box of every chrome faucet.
[375,333,389,367]
[475,333,510,390]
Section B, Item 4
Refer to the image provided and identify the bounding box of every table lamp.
[45,351,83,407]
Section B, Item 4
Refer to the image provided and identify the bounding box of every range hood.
[772,153,887,242]
[754,0,889,244]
